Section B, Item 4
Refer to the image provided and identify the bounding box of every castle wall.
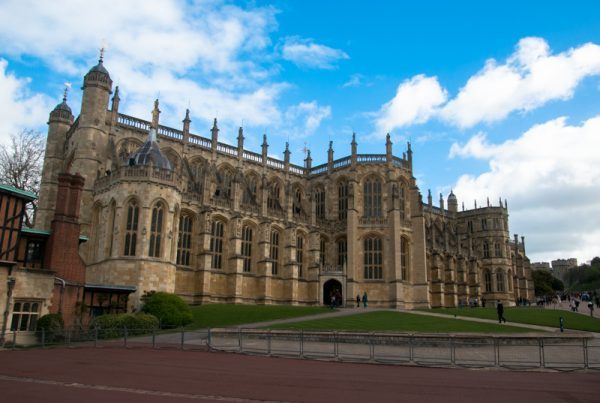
[35,59,534,311]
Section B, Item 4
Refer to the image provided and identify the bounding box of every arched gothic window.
[363,177,382,218]
[215,168,233,199]
[319,237,327,268]
[296,234,304,277]
[270,230,280,275]
[177,214,193,266]
[315,186,326,219]
[210,220,225,269]
[107,200,116,257]
[399,185,406,221]
[337,238,347,267]
[241,225,253,272]
[496,270,505,292]
[364,236,383,279]
[338,181,348,220]
[242,176,258,206]
[484,270,492,292]
[483,241,490,258]
[494,242,502,257]
[148,202,164,258]
[124,200,139,256]
[267,183,281,211]
[401,237,409,280]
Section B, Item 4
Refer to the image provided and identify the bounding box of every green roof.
[21,227,50,236]
[0,183,37,201]
[21,227,88,242]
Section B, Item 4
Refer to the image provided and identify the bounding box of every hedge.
[91,313,159,339]
[36,313,64,342]
[141,291,193,328]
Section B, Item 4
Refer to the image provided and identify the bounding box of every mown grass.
[187,304,330,329]
[269,311,532,333]
[429,307,600,332]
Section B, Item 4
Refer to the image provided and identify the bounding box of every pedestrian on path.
[588,301,594,317]
[496,300,506,323]
[362,292,368,308]
[356,294,360,308]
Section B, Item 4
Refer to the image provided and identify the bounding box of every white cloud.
[373,37,600,133]
[281,37,349,69]
[374,74,447,134]
[440,37,600,128]
[0,1,331,144]
[281,101,331,139]
[0,59,53,142]
[450,116,600,262]
[342,73,363,88]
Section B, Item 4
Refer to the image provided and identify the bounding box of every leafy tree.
[0,130,45,226]
[532,269,564,296]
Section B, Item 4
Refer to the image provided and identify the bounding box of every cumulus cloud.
[0,0,322,136]
[450,116,600,262]
[373,37,600,133]
[374,74,447,134]
[440,37,600,128]
[0,59,54,142]
[281,37,349,69]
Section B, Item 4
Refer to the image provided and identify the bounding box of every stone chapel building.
[35,56,534,312]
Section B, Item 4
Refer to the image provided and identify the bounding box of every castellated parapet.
[36,57,534,310]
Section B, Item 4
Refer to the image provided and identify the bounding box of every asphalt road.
[0,348,598,402]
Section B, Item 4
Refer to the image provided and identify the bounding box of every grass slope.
[269,311,532,333]
[429,307,600,332]
[187,304,329,329]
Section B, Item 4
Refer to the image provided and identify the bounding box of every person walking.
[588,301,594,317]
[362,292,368,308]
[496,300,506,323]
[356,294,360,308]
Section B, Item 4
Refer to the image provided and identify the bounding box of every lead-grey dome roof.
[128,128,172,170]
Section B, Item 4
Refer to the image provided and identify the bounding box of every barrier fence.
[2,328,599,371]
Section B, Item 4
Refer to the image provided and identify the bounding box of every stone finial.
[183,108,190,123]
[151,98,160,129]
[237,127,244,148]
[284,142,290,164]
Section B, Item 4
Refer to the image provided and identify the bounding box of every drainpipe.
[55,277,66,316]
[1,275,16,344]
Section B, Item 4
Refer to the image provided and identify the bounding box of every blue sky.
[0,0,599,263]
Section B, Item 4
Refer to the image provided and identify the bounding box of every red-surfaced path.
[0,348,598,402]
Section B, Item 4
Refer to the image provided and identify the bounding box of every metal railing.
[2,327,598,371]
[207,329,600,371]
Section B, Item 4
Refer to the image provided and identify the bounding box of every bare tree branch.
[0,130,45,227]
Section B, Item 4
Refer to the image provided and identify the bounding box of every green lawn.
[429,307,600,332]
[269,311,532,333]
[187,304,330,329]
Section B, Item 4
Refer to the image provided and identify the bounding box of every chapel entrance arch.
[323,279,343,307]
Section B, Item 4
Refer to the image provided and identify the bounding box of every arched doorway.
[323,279,343,306]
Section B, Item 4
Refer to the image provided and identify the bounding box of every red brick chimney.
[46,173,86,325]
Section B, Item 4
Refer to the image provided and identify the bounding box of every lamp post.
[1,277,16,345]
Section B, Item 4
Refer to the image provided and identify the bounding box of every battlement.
[115,112,411,177]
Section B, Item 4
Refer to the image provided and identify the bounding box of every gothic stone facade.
[36,58,534,310]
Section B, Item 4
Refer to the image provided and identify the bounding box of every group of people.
[328,291,369,309]
[356,292,368,308]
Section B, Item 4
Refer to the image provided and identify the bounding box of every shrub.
[91,313,159,339]
[141,291,192,328]
[36,313,64,343]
